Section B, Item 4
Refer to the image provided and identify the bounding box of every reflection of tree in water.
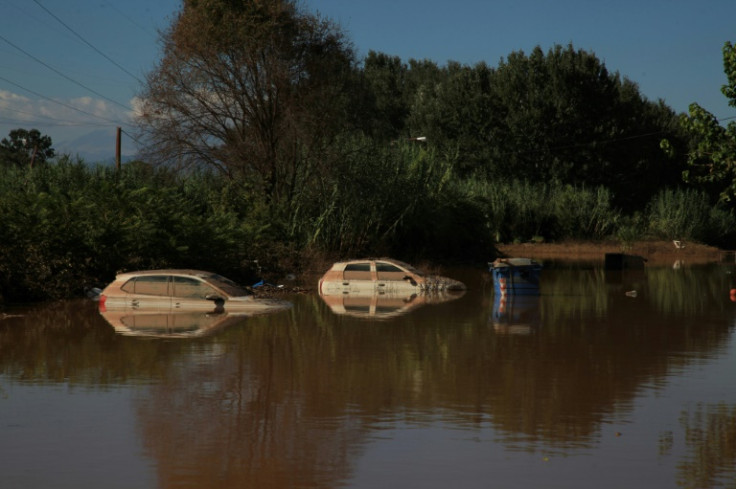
[136,313,365,489]
[135,280,735,488]
[678,403,736,489]
[0,300,208,384]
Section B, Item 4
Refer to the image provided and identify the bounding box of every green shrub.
[466,179,619,243]
[645,188,735,243]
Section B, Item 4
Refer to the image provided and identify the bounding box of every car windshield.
[203,273,252,297]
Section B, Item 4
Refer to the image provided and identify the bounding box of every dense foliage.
[1,0,735,302]
[0,128,55,168]
[670,42,736,203]
[1,157,733,302]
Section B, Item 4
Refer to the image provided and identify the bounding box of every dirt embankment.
[495,240,730,265]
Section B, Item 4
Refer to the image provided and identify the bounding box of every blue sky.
[1,0,734,155]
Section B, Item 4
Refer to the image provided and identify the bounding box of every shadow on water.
[1,262,735,488]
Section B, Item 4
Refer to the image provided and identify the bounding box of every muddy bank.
[496,240,730,265]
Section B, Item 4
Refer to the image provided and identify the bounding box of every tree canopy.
[131,0,732,256]
[0,129,55,168]
[137,0,357,208]
[674,41,736,203]
[363,45,685,210]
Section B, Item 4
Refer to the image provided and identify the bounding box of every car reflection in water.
[491,294,541,334]
[100,310,250,338]
[320,289,465,319]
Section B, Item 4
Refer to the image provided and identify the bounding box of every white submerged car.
[318,258,465,296]
[98,269,291,314]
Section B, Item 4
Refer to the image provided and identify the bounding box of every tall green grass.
[304,138,492,260]
[464,179,619,243]
[646,188,736,245]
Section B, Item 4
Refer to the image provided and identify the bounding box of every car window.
[344,262,372,280]
[122,276,170,296]
[376,262,408,281]
[172,276,218,299]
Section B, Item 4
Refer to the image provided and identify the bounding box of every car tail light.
[98,294,107,312]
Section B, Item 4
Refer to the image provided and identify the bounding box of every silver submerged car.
[98,269,291,314]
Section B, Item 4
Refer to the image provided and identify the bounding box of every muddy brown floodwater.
[1,257,735,488]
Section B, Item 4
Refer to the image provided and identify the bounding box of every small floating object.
[625,290,638,298]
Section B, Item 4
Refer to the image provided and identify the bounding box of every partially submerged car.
[98,269,291,315]
[318,258,465,296]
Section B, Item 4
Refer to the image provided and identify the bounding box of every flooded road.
[1,262,735,488]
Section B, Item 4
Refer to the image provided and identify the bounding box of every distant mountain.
[55,128,138,164]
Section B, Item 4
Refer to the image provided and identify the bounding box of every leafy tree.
[137,0,356,211]
[359,51,411,140]
[0,128,55,167]
[408,61,500,176]
[673,41,736,204]
[406,44,685,209]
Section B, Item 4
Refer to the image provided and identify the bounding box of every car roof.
[115,269,217,279]
[332,258,414,268]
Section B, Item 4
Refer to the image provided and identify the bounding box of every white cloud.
[0,89,135,143]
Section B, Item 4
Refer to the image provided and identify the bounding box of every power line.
[0,117,110,128]
[121,127,143,145]
[0,74,131,127]
[0,33,131,111]
[30,0,145,85]
[100,0,158,39]
[0,105,109,127]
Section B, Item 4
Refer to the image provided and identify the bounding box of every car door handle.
[131,300,139,308]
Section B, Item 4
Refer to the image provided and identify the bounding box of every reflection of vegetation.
[539,268,609,326]
[647,265,732,316]
[1,267,734,486]
[0,300,225,384]
[540,264,735,322]
[678,403,736,489]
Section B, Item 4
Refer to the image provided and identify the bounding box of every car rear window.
[344,262,372,280]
